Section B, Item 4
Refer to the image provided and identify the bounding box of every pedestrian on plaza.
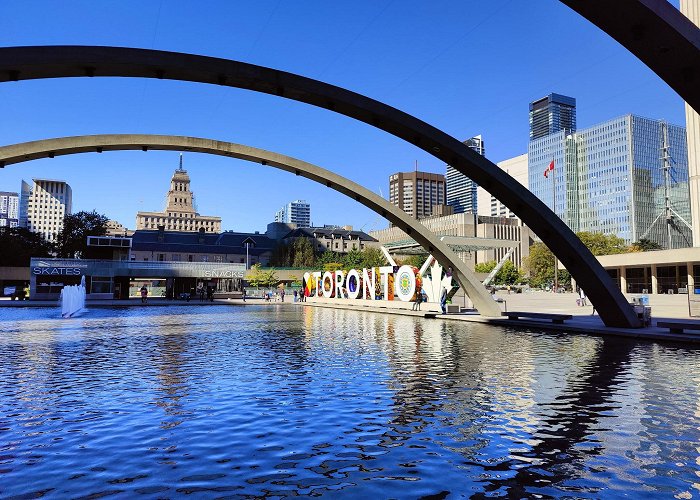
[197,283,205,302]
[412,290,422,311]
[242,288,247,302]
[207,286,214,302]
[579,287,587,307]
[281,289,285,302]
[440,286,448,314]
[140,285,148,304]
[293,290,298,302]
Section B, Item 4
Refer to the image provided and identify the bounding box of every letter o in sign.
[394,265,416,302]
[322,271,335,298]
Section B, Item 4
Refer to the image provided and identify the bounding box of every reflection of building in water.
[150,315,192,428]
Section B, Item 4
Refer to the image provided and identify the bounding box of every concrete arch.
[559,0,700,113]
[0,133,502,317]
[0,46,639,327]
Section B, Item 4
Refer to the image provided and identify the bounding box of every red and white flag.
[543,159,555,178]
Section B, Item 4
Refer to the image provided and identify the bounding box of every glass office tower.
[529,114,690,249]
[446,135,485,214]
[529,93,577,140]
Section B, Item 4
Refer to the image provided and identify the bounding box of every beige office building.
[136,165,221,233]
[389,171,446,219]
[477,153,528,218]
[20,178,72,242]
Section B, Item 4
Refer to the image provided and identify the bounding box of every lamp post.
[245,242,250,270]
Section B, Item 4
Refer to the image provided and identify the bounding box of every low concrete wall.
[306,295,441,312]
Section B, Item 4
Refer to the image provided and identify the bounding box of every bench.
[657,321,700,335]
[502,311,572,324]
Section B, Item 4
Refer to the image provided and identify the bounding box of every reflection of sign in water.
[32,267,84,276]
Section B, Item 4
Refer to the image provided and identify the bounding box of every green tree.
[400,254,429,268]
[343,248,363,269]
[576,231,627,256]
[630,238,663,252]
[474,261,496,274]
[524,242,571,288]
[270,242,291,266]
[291,237,316,267]
[494,259,522,285]
[246,263,279,287]
[359,247,387,268]
[55,210,109,258]
[0,227,55,266]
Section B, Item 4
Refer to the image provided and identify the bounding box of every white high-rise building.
[20,179,73,241]
[0,191,19,228]
[274,200,311,227]
[477,154,528,218]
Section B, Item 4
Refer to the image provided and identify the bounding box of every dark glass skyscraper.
[529,93,577,140]
[446,135,485,214]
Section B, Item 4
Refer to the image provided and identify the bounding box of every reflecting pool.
[1,305,700,497]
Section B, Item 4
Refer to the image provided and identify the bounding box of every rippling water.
[1,305,700,498]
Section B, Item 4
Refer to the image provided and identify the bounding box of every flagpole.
[552,157,558,293]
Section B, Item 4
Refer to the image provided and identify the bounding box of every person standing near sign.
[440,286,448,314]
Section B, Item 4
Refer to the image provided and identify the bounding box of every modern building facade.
[274,200,311,228]
[136,164,221,233]
[681,0,700,247]
[529,93,577,140]
[529,114,691,249]
[446,135,485,214]
[19,179,72,242]
[389,171,446,219]
[0,191,19,228]
[477,153,528,218]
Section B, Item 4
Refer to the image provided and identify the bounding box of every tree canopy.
[55,210,109,258]
[0,227,55,266]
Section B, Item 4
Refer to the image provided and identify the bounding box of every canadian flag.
[543,159,555,178]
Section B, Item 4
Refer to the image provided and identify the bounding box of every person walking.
[579,287,587,307]
[140,284,148,304]
[293,290,298,302]
[281,289,285,302]
[197,283,205,302]
[242,288,247,302]
[440,286,448,314]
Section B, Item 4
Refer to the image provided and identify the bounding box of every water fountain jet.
[60,276,86,318]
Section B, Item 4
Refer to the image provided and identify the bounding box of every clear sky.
[0,0,687,234]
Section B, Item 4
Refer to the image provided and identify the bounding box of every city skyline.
[0,0,687,234]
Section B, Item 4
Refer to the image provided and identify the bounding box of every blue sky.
[0,0,686,233]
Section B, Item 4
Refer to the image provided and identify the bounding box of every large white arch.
[0,133,502,317]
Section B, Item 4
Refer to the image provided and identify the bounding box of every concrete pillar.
[689,262,695,294]
[681,1,700,247]
[650,264,658,294]
[619,266,627,294]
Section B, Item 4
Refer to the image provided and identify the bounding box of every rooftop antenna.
[178,153,184,171]
[415,159,418,173]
